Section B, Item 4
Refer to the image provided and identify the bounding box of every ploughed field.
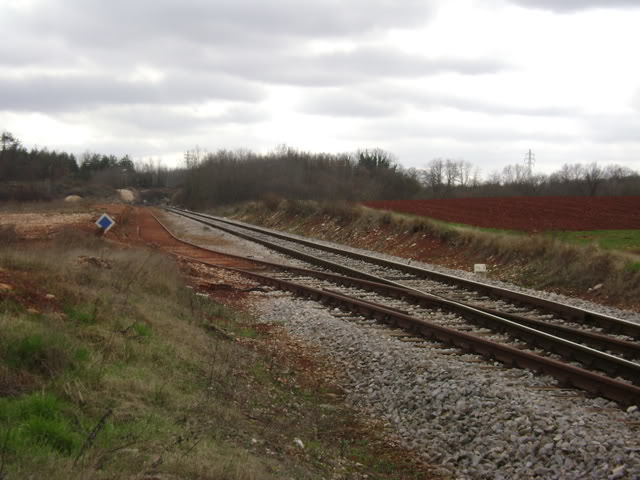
[364,195,640,232]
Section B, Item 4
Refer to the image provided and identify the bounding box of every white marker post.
[95,213,116,234]
[474,264,487,275]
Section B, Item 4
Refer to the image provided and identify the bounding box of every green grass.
[0,393,81,456]
[547,229,640,253]
[63,303,98,324]
[362,207,640,253]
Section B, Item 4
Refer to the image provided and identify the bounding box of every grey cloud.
[364,119,578,143]
[0,35,72,66]
[311,48,506,77]
[359,85,580,117]
[210,48,508,87]
[86,105,268,135]
[0,1,494,90]
[300,89,400,117]
[585,114,640,143]
[0,73,265,113]
[508,0,640,12]
[409,93,579,117]
[297,83,572,121]
[17,0,434,49]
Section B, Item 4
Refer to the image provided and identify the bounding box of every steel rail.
[155,209,639,358]
[146,209,640,406]
[152,209,640,388]
[218,260,640,406]
[166,207,640,339]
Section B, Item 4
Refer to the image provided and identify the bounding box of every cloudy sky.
[1,0,640,175]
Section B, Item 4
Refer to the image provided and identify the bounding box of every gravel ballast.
[254,294,640,480]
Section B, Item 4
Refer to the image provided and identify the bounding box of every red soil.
[364,196,640,232]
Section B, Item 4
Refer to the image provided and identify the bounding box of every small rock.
[610,465,625,479]
[592,283,603,291]
[77,256,111,269]
[0,283,13,291]
[293,438,305,449]
[45,294,56,300]
[626,405,638,414]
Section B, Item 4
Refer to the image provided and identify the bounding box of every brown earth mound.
[364,196,640,232]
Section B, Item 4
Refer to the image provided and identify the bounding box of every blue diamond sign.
[95,213,115,233]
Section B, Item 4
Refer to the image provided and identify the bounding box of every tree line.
[0,131,169,191]
[2,129,639,204]
[0,131,78,182]
[175,146,421,208]
[415,158,640,198]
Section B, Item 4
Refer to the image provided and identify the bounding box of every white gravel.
[253,293,640,480]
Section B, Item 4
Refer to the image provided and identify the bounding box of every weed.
[0,299,25,315]
[234,326,259,339]
[63,303,97,325]
[0,393,80,456]
[21,416,78,454]
[4,334,71,376]
[73,348,90,363]
[131,322,152,338]
[625,261,640,273]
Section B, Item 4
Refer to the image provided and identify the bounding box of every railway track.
[165,207,640,337]
[150,207,640,406]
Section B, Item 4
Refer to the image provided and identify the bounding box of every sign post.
[473,264,487,275]
[95,213,115,234]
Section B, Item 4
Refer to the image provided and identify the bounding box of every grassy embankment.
[0,224,435,479]
[221,199,640,307]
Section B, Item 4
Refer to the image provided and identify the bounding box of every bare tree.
[458,160,475,187]
[555,163,585,183]
[444,159,460,190]
[421,158,445,196]
[583,162,604,196]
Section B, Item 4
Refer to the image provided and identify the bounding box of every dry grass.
[229,199,640,305]
[0,228,439,479]
[0,199,93,214]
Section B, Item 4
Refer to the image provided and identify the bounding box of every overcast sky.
[1,0,640,175]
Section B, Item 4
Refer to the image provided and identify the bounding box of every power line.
[524,149,535,176]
